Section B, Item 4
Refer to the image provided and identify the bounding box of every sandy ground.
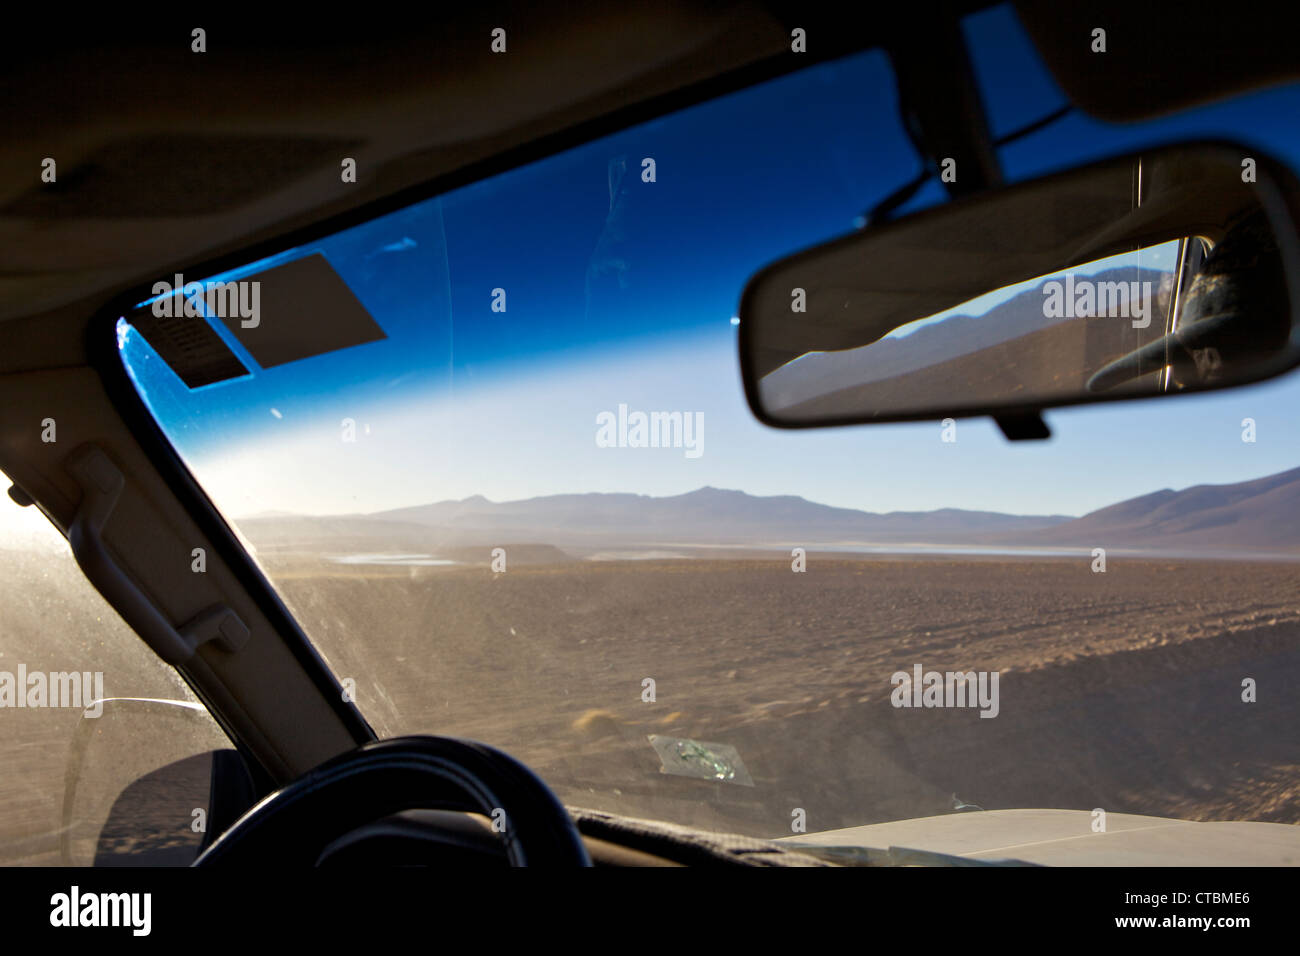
[1,549,1297,862]
[263,553,1300,839]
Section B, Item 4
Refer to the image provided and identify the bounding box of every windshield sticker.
[125,307,249,389]
[214,252,386,368]
[648,735,754,787]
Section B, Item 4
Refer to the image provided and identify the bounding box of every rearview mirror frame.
[737,140,1300,436]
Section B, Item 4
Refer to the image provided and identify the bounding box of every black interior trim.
[86,314,378,758]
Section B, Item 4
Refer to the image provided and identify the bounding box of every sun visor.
[1015,1,1300,121]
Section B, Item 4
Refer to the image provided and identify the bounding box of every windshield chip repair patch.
[648,734,754,787]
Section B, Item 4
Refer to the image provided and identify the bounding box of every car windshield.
[115,8,1300,853]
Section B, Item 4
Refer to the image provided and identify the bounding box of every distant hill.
[1013,466,1300,553]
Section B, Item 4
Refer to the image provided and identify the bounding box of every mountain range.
[239,465,1300,557]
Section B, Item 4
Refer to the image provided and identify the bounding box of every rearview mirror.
[738,142,1300,437]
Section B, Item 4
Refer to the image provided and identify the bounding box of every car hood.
[777,808,1300,865]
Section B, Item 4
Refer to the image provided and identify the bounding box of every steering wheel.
[193,735,592,867]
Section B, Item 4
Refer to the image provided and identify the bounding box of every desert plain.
[2,545,1297,863]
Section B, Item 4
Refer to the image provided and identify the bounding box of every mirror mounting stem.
[886,9,1003,199]
[994,411,1051,442]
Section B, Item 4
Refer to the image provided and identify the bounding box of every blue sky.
[119,3,1300,521]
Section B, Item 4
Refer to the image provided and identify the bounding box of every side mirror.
[738,142,1300,438]
[59,696,255,866]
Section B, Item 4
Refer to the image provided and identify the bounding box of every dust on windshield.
[115,40,1300,855]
